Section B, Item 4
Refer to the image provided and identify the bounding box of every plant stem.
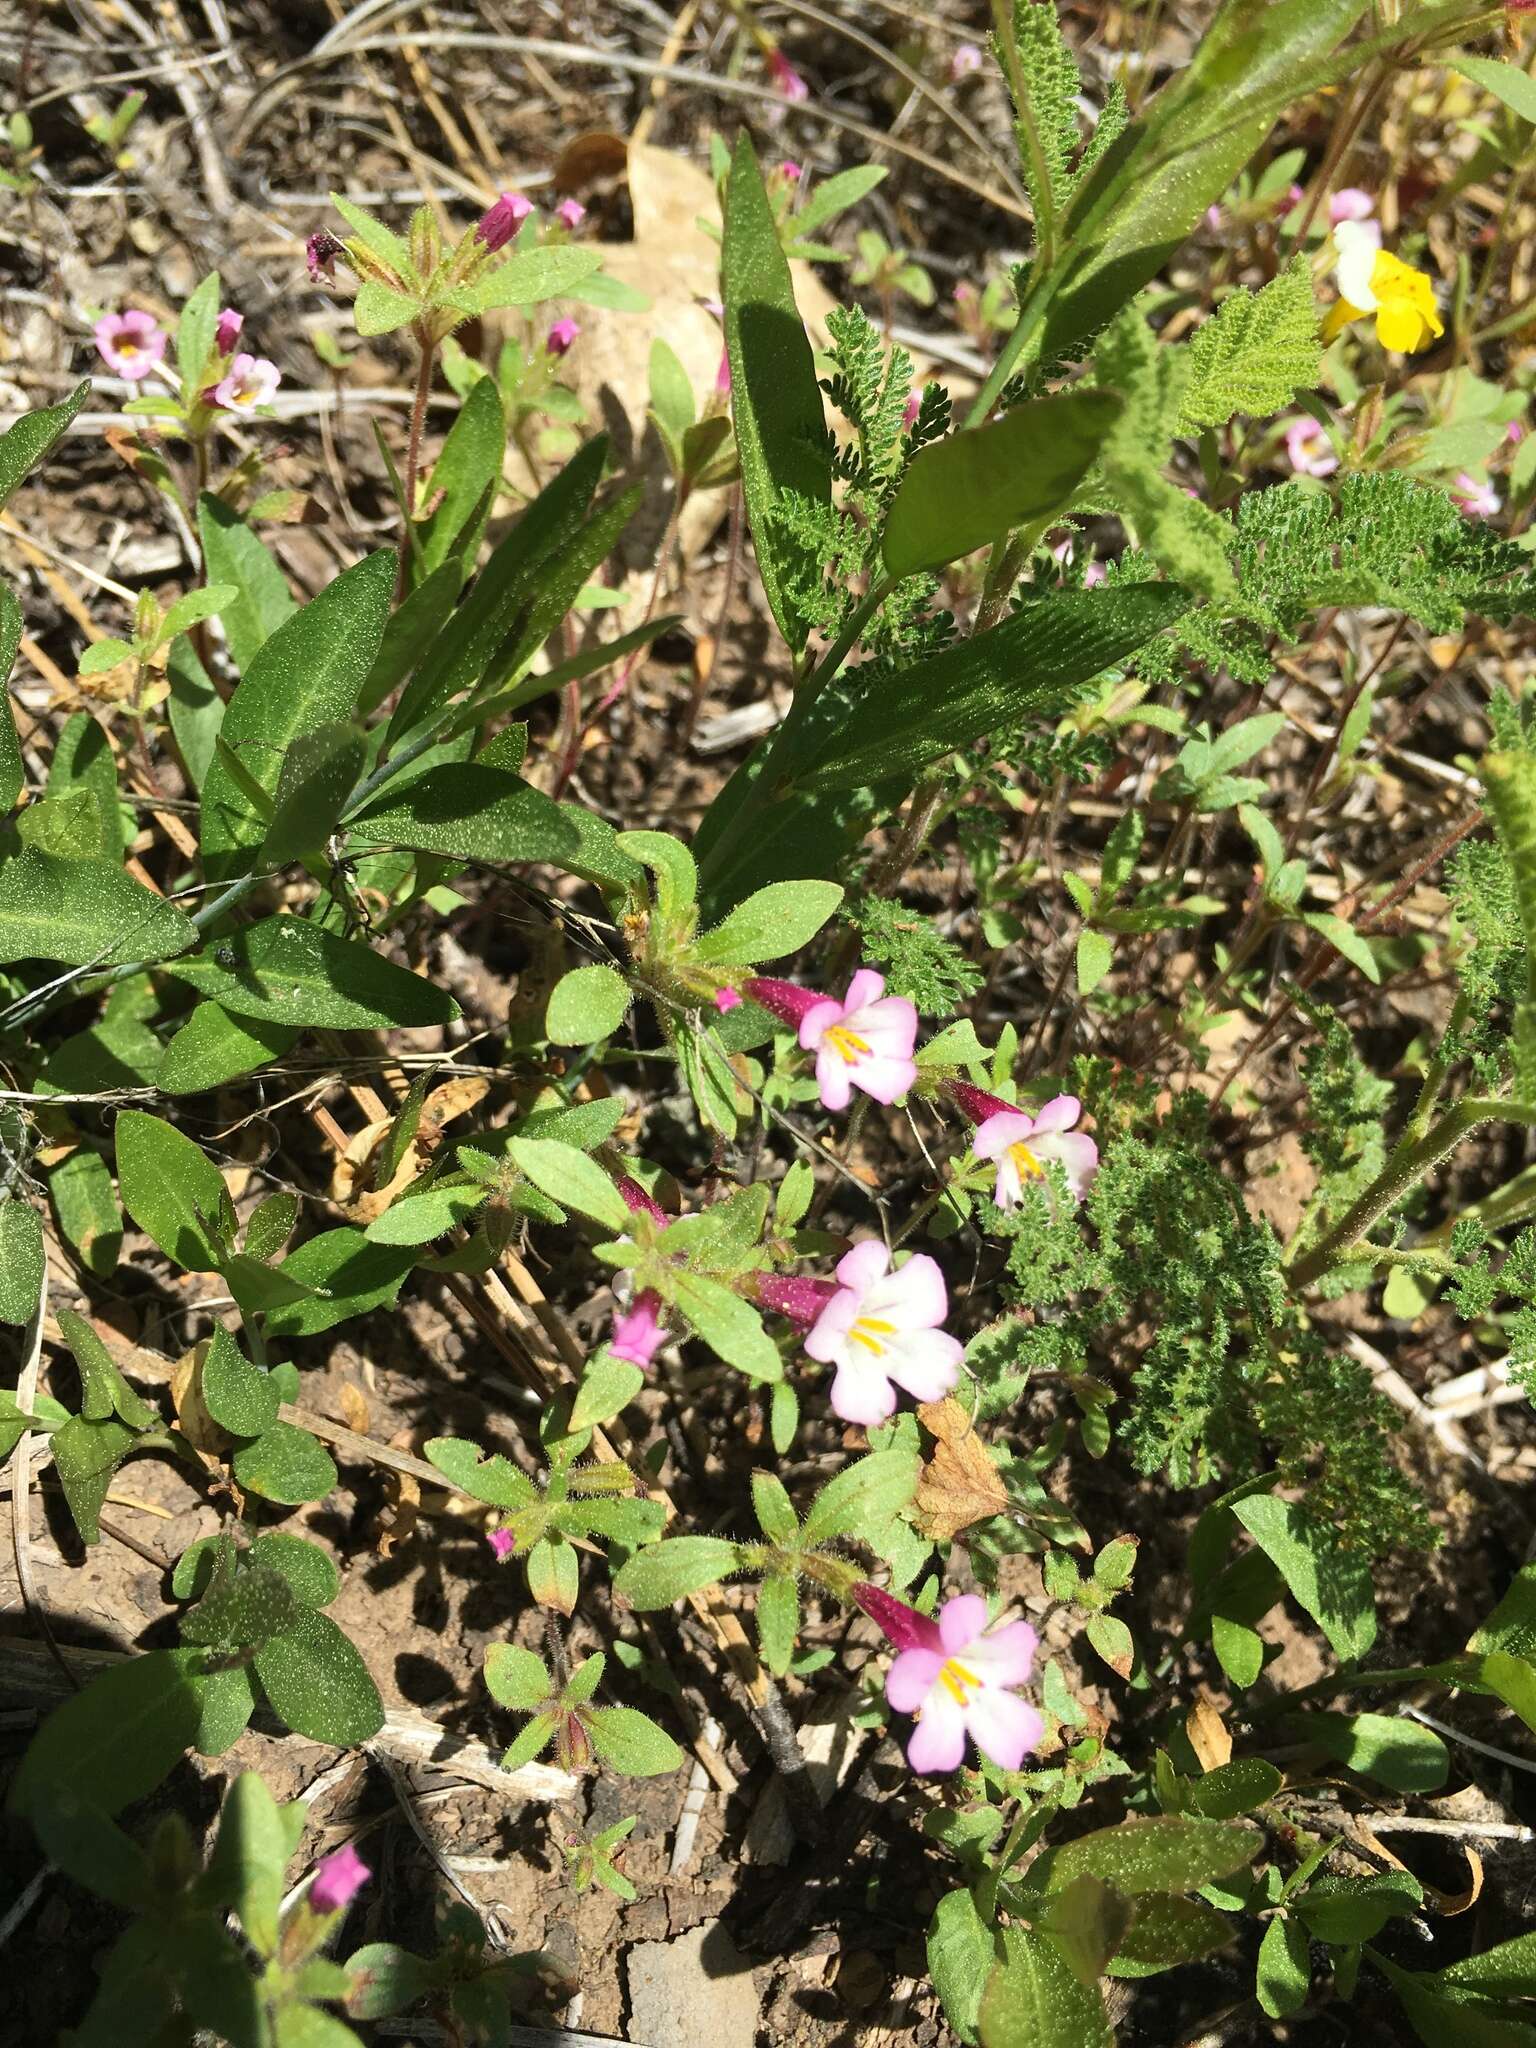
[394,330,436,603]
[1289,1095,1536,1289]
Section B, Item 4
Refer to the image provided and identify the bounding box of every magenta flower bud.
[902,389,921,430]
[780,160,803,182]
[754,1272,839,1328]
[477,190,533,251]
[741,976,827,1029]
[767,47,810,101]
[546,317,581,357]
[310,1843,370,1914]
[714,986,742,1013]
[610,1288,666,1369]
[306,231,344,285]
[214,307,243,353]
[487,1527,515,1562]
[556,198,586,230]
[616,1175,668,1225]
[853,1582,937,1652]
[946,1079,1014,1125]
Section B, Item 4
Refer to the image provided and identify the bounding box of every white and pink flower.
[950,43,984,82]
[213,353,281,412]
[768,47,809,101]
[804,1240,962,1426]
[972,1094,1098,1208]
[744,970,918,1112]
[610,1286,666,1369]
[856,1585,1042,1773]
[1284,416,1338,479]
[1453,470,1500,519]
[1329,187,1375,226]
[94,309,166,381]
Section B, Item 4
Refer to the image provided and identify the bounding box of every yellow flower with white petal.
[1323,219,1443,353]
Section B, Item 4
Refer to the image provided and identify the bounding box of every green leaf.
[1453,53,1536,128]
[353,281,424,336]
[1435,1928,1536,2002]
[177,270,221,384]
[1376,1953,1536,2048]
[1107,1894,1234,1977]
[1231,1494,1377,1661]
[751,1470,799,1545]
[694,880,844,967]
[1300,1710,1447,1792]
[348,762,579,869]
[200,549,394,882]
[183,1563,300,1649]
[191,1661,258,1758]
[248,1531,340,1609]
[0,1198,43,1324]
[1184,1757,1282,1819]
[569,1352,645,1433]
[201,1325,281,1436]
[509,1136,628,1229]
[667,1268,782,1380]
[929,1887,994,2046]
[47,712,123,861]
[423,1436,539,1511]
[791,164,888,238]
[1179,259,1321,431]
[978,1925,1113,2048]
[801,1447,920,1547]
[0,848,195,967]
[484,1643,552,1711]
[446,244,603,315]
[346,1944,439,2021]
[365,1182,486,1244]
[722,132,833,654]
[649,337,695,445]
[263,1229,416,1337]
[756,1572,799,1675]
[253,1607,384,1744]
[583,1703,683,1776]
[420,376,506,573]
[166,637,225,792]
[49,1147,122,1277]
[158,1003,298,1095]
[358,561,463,717]
[197,496,298,675]
[801,584,1188,793]
[8,1649,201,1821]
[330,193,416,281]
[1302,911,1381,985]
[233,1421,338,1505]
[116,1110,230,1272]
[1256,1915,1310,2018]
[56,1306,155,1428]
[0,585,23,814]
[1076,928,1114,997]
[203,1770,289,1956]
[51,1412,135,1542]
[263,722,367,864]
[1297,1872,1422,1946]
[1037,1817,1260,1898]
[545,963,632,1045]
[167,914,459,1030]
[500,1711,558,1771]
[0,379,90,512]
[613,1536,740,1609]
[883,391,1121,579]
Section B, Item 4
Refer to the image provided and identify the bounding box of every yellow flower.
[1323,220,1443,353]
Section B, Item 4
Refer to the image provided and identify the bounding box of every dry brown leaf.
[169,1338,226,1457]
[338,1381,370,1435]
[913,1397,1007,1542]
[1186,1693,1233,1772]
[377,1467,421,1558]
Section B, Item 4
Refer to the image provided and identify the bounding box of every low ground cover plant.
[11,1,1536,2041]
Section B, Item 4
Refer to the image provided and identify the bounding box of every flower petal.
[972,1110,1033,1162]
[1034,1129,1100,1198]
[871,1250,947,1328]
[965,1619,1039,1687]
[938,1594,990,1655]
[830,1357,897,1427]
[906,1686,967,1773]
[847,1052,917,1105]
[836,1238,892,1294]
[1029,1094,1081,1135]
[843,968,886,1012]
[803,1286,860,1364]
[963,1687,1043,1772]
[815,1048,854,1111]
[884,1329,964,1405]
[1334,221,1380,308]
[886,1646,944,1713]
[797,997,843,1050]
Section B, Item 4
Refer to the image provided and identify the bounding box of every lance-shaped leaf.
[0,849,195,967]
[0,379,90,512]
[165,915,459,1030]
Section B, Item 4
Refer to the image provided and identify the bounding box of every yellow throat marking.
[825,1023,871,1063]
[1007,1140,1043,1181]
[849,1315,896,1357]
[937,1658,981,1705]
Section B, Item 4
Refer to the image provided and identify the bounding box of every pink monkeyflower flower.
[950,43,984,81]
[1453,470,1500,519]
[767,47,809,101]
[754,1270,838,1329]
[306,231,344,285]
[744,969,917,1111]
[780,160,803,182]
[477,190,534,252]
[1083,561,1107,588]
[1284,416,1338,479]
[804,1240,963,1426]
[1329,188,1375,226]
[213,353,281,412]
[555,197,586,230]
[94,309,166,382]
[546,317,581,357]
[214,307,243,353]
[856,1586,1042,1774]
[714,986,742,1012]
[610,1287,666,1368]
[902,389,921,430]
[487,1526,515,1562]
[973,1094,1098,1209]
[1507,420,1525,445]
[310,1843,371,1913]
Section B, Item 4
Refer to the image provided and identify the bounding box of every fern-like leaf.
[1178,258,1322,431]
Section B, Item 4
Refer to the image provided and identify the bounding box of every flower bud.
[476,189,533,252]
